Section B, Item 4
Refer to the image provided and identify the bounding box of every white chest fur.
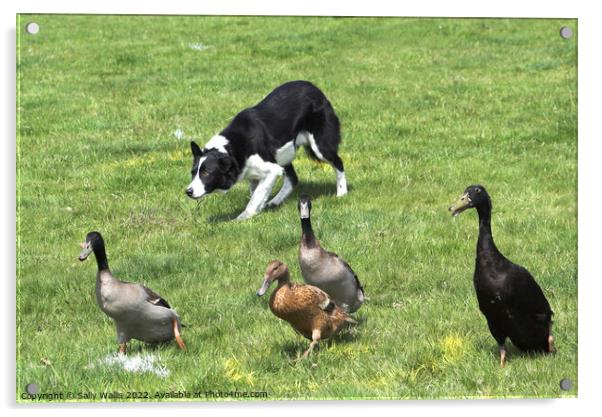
[238,154,283,181]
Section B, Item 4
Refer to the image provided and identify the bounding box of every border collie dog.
[186,80,348,220]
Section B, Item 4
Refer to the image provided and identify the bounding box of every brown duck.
[257,260,357,358]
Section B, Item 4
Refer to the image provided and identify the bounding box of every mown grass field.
[16,15,577,400]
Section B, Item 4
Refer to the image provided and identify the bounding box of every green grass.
[16,15,577,401]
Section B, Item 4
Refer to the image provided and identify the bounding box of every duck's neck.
[476,203,499,257]
[270,273,292,311]
[93,240,109,272]
[277,273,291,289]
[301,217,317,247]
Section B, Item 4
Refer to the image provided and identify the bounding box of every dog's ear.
[220,156,237,189]
[218,155,232,173]
[190,141,202,156]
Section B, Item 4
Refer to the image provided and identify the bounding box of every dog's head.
[186,141,238,199]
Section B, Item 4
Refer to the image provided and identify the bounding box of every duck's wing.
[290,283,336,312]
[326,250,365,295]
[508,265,553,322]
[142,285,172,309]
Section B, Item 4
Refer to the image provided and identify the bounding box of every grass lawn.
[16,15,577,400]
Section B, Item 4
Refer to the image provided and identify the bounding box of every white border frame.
[3,1,599,416]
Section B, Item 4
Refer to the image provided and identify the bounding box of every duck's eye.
[476,188,481,193]
[200,169,209,178]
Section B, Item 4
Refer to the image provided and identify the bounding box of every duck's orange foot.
[499,345,507,367]
[302,331,321,359]
[173,319,187,351]
[175,334,187,351]
[548,335,556,354]
[302,345,314,359]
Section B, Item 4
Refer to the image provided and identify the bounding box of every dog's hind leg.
[306,110,348,197]
[313,144,347,197]
[267,164,298,207]
[329,154,347,197]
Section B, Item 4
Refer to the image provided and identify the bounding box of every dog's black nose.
[186,188,193,197]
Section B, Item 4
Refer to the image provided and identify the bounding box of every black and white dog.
[186,80,348,220]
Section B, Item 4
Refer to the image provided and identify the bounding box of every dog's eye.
[200,169,209,178]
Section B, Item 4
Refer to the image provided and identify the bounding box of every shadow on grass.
[112,339,189,355]
[280,340,307,360]
[479,339,555,364]
[207,210,241,224]
[292,180,351,200]
[206,180,352,224]
[332,313,366,343]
